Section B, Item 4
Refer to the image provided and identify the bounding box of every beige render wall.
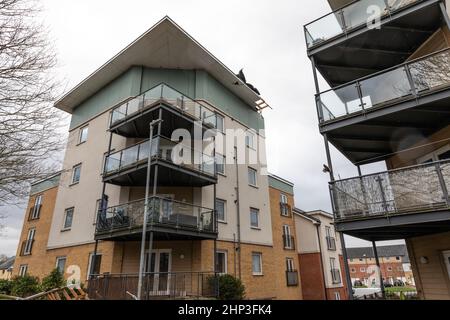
[407,232,450,300]
[295,216,320,254]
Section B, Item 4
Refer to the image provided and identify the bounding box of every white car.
[353,287,382,298]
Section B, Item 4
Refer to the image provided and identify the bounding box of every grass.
[385,286,417,293]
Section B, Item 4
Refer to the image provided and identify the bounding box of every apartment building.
[294,209,348,300]
[305,0,450,299]
[11,17,307,300]
[0,257,15,280]
[347,245,414,286]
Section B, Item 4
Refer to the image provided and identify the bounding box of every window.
[71,164,82,185]
[19,265,28,277]
[216,154,225,175]
[396,256,400,261]
[360,267,366,273]
[87,253,102,279]
[250,208,260,229]
[30,195,43,220]
[330,258,341,284]
[283,225,294,249]
[325,226,336,250]
[63,208,74,230]
[252,253,263,275]
[280,194,288,204]
[397,266,403,271]
[78,126,89,144]
[351,268,356,273]
[23,228,35,255]
[215,114,224,132]
[215,251,227,274]
[95,195,109,225]
[55,257,67,274]
[286,258,295,272]
[387,267,393,272]
[246,132,255,149]
[248,167,257,186]
[334,292,341,300]
[216,199,226,223]
[280,194,290,216]
[359,258,363,262]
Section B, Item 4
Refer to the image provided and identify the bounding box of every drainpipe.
[234,146,242,279]
[315,222,328,300]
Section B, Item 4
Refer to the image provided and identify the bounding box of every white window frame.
[71,164,82,185]
[216,251,228,275]
[334,292,341,300]
[78,125,89,144]
[31,194,43,219]
[87,253,103,280]
[23,228,35,255]
[286,258,295,272]
[19,264,28,277]
[283,225,293,249]
[360,267,366,273]
[63,207,74,231]
[246,131,256,149]
[280,193,288,204]
[250,208,260,229]
[215,199,226,223]
[248,167,258,187]
[215,154,226,176]
[55,256,67,274]
[252,252,263,276]
[215,114,224,133]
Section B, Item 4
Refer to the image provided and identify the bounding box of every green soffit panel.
[30,173,61,195]
[268,175,294,195]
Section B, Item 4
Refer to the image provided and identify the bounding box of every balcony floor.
[336,209,450,241]
[311,0,443,87]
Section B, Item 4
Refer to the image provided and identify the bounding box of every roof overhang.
[54,16,269,113]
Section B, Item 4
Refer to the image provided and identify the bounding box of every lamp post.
[137,118,163,300]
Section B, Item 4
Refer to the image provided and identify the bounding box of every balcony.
[317,48,450,164]
[331,269,342,284]
[286,271,299,287]
[95,196,217,241]
[87,272,217,300]
[109,83,218,138]
[305,0,443,86]
[103,136,217,187]
[326,236,337,251]
[331,159,450,240]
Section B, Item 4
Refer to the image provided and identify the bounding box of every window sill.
[252,273,264,277]
[60,228,72,233]
[217,172,226,178]
[76,141,87,147]
[69,182,80,187]
[249,184,259,189]
[218,220,227,225]
[250,227,261,231]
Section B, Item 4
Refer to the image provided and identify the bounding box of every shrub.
[41,269,65,292]
[0,279,13,295]
[210,274,245,300]
[10,275,41,298]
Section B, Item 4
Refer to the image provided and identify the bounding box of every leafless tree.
[0,0,64,225]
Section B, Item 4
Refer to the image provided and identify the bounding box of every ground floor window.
[215,251,227,274]
[19,264,28,277]
[334,292,341,300]
[252,252,263,276]
[55,256,67,274]
[87,253,102,279]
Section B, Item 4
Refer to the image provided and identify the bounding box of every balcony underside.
[103,159,217,187]
[312,0,443,87]
[110,102,210,139]
[322,91,450,165]
[95,226,217,242]
[336,209,450,241]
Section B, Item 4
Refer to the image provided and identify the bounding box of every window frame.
[62,207,75,231]
[286,258,295,272]
[283,225,293,249]
[78,125,89,144]
[215,153,226,176]
[19,264,28,277]
[55,256,67,274]
[250,207,260,229]
[23,228,36,255]
[71,164,82,185]
[252,252,263,276]
[248,167,258,187]
[30,194,43,220]
[215,251,228,275]
[215,198,227,223]
[87,253,102,280]
[246,131,256,149]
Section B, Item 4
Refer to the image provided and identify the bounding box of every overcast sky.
[0,0,404,256]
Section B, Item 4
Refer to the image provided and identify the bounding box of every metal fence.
[87,272,217,300]
[331,159,450,221]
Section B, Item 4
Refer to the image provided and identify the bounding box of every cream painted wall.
[295,215,320,253]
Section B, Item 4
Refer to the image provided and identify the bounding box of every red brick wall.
[338,255,349,300]
[298,252,326,300]
[349,261,406,283]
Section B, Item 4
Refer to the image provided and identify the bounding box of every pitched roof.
[0,256,15,270]
[347,245,408,259]
[54,16,269,113]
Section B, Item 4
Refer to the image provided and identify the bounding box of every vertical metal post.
[323,134,335,182]
[339,232,353,300]
[372,241,386,299]
[213,135,219,297]
[234,146,242,279]
[435,161,450,205]
[440,1,450,30]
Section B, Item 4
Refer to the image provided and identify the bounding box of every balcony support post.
[339,232,353,300]
[440,2,450,30]
[435,162,450,206]
[372,241,386,299]
[310,57,324,122]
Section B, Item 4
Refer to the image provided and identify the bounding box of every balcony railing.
[331,269,342,284]
[280,202,292,217]
[87,272,217,300]
[305,0,421,49]
[331,159,450,221]
[283,235,295,250]
[326,236,337,251]
[96,196,217,236]
[317,48,450,123]
[110,83,218,128]
[104,136,216,178]
[286,271,299,287]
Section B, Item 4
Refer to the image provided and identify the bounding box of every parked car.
[383,282,393,288]
[393,279,405,287]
